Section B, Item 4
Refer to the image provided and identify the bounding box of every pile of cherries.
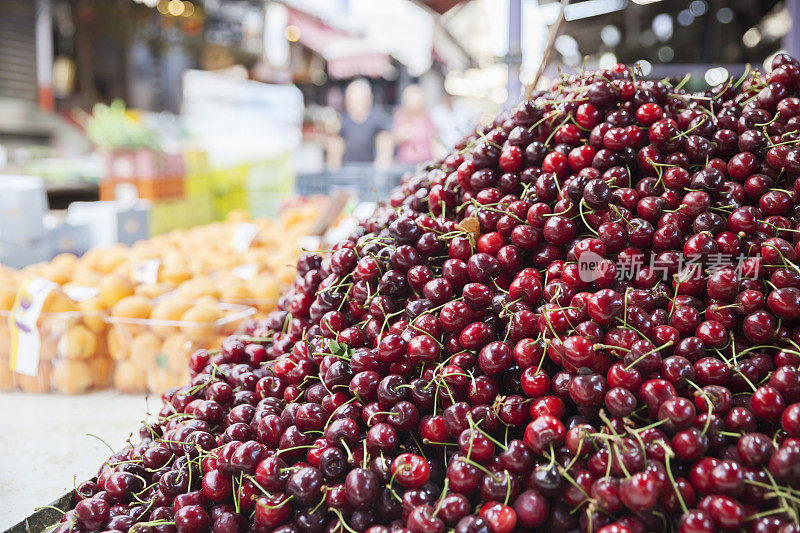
[57,54,800,533]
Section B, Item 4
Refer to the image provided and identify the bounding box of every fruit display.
[47,54,800,533]
[0,199,329,393]
[0,282,111,394]
[105,299,253,394]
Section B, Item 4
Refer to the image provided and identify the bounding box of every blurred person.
[431,93,476,154]
[326,85,344,114]
[392,84,435,165]
[327,79,393,169]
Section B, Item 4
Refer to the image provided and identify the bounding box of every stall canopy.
[416,0,469,15]
[286,7,391,79]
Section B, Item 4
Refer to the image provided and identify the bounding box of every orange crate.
[100,175,185,201]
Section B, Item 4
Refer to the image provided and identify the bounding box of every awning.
[416,0,468,15]
[286,7,392,80]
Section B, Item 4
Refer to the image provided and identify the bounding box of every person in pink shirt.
[393,84,436,166]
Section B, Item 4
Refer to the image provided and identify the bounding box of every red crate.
[103,148,160,179]
[100,175,185,201]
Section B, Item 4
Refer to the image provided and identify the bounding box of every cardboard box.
[0,239,54,269]
[0,175,48,246]
[66,201,151,247]
[48,221,92,256]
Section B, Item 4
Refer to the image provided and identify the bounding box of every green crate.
[213,190,248,220]
[187,171,213,198]
[151,199,190,235]
[246,152,294,193]
[185,193,215,227]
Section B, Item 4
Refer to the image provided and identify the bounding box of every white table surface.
[0,391,153,530]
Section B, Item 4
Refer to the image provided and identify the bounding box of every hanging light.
[716,8,734,24]
[677,10,694,26]
[167,0,185,16]
[601,25,621,47]
[743,27,761,48]
[285,25,301,42]
[599,52,617,69]
[657,46,674,62]
[652,14,673,41]
[689,1,707,16]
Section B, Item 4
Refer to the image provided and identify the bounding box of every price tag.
[63,285,99,302]
[297,235,322,252]
[9,277,58,376]
[132,259,161,285]
[232,223,260,252]
[233,263,259,280]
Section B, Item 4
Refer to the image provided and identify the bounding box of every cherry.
[317,447,348,479]
[202,470,232,503]
[709,460,744,496]
[678,509,715,533]
[455,516,492,533]
[542,215,576,246]
[478,341,513,375]
[672,428,709,461]
[750,386,785,422]
[708,495,744,529]
[174,505,211,533]
[392,454,430,488]
[479,502,517,533]
[74,498,109,531]
[619,472,659,512]
[524,415,565,454]
[254,494,291,528]
[407,504,445,533]
[345,468,380,509]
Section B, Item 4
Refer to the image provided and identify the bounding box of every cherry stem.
[329,509,359,533]
[339,438,354,463]
[456,455,502,482]
[431,478,450,518]
[85,433,116,455]
[33,505,66,516]
[276,444,316,455]
[623,340,674,370]
[661,442,688,514]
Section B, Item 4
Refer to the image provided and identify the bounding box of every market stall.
[3,1,800,532]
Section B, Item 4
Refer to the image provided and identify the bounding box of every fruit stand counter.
[0,391,146,530]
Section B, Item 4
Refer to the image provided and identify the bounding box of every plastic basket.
[294,164,409,201]
[104,302,255,394]
[0,309,110,394]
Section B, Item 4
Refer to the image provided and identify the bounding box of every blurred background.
[0,0,796,253]
[0,1,796,225]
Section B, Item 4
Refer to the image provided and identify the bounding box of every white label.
[231,223,260,252]
[233,263,259,280]
[64,285,99,302]
[297,235,322,252]
[132,259,161,285]
[9,277,58,376]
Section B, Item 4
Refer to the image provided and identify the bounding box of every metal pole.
[785,0,800,58]
[35,0,54,111]
[506,0,522,107]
